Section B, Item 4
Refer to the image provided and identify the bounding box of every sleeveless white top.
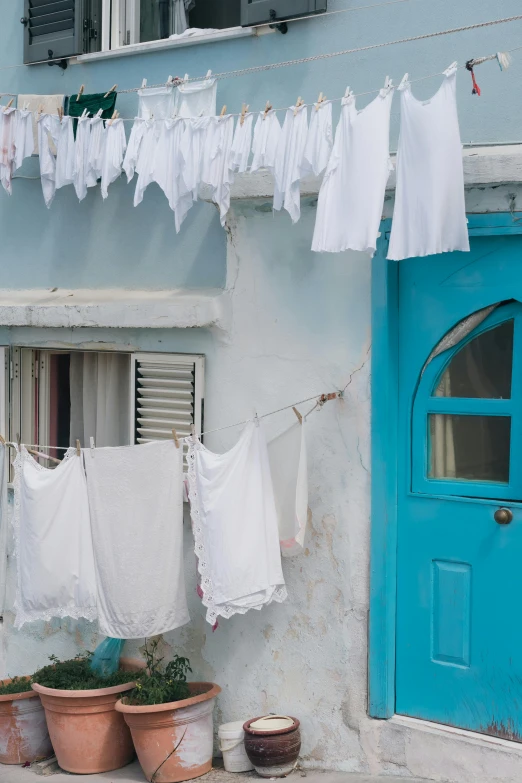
[387,63,470,261]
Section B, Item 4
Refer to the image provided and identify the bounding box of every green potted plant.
[116,639,221,783]
[31,653,143,774]
[0,676,52,765]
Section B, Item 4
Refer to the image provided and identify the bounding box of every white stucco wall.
[2,189,522,783]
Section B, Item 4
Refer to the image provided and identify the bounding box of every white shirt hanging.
[73,114,91,202]
[138,84,175,121]
[387,64,469,261]
[174,75,217,118]
[13,109,35,172]
[201,115,235,226]
[12,447,97,629]
[268,418,309,557]
[312,81,394,255]
[86,115,106,189]
[54,115,76,191]
[0,108,18,195]
[301,99,333,178]
[273,103,309,223]
[83,441,189,639]
[38,113,59,208]
[123,118,146,182]
[250,109,282,173]
[101,118,126,199]
[230,112,253,174]
[187,421,287,626]
[133,119,157,207]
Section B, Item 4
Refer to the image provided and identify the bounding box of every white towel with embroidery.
[101,118,126,199]
[13,447,97,629]
[250,109,282,173]
[268,419,308,557]
[84,441,189,639]
[230,112,253,173]
[274,104,309,223]
[188,421,287,625]
[301,100,333,177]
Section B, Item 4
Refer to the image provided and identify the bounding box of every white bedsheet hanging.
[83,440,189,639]
[187,421,287,626]
[12,447,97,629]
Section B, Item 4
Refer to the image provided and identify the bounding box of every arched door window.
[412,302,522,500]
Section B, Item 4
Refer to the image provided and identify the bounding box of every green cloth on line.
[67,92,118,137]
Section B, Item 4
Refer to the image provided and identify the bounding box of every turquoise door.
[396,232,522,741]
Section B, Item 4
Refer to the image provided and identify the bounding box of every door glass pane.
[429,414,510,483]
[434,320,513,399]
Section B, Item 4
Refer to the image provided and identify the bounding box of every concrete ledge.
[0,288,230,330]
[228,144,522,200]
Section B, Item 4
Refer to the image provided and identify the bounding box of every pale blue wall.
[0,0,521,292]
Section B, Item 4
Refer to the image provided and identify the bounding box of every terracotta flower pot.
[0,678,53,765]
[31,671,139,775]
[116,682,221,783]
[243,716,301,778]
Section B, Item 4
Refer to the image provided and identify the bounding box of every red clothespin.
[465,60,481,96]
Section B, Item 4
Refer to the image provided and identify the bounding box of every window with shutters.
[22,0,101,64]
[8,348,204,462]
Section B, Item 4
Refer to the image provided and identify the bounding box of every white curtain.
[431,373,456,479]
[70,353,131,448]
[173,0,195,35]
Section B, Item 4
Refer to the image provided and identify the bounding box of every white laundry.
[250,109,282,173]
[201,115,235,226]
[17,95,65,153]
[13,109,35,171]
[268,419,308,557]
[169,26,217,40]
[100,118,126,199]
[187,421,287,625]
[301,100,333,177]
[230,112,253,173]
[83,441,189,639]
[0,108,18,194]
[158,117,188,230]
[12,447,97,629]
[38,113,60,208]
[54,116,76,191]
[387,64,469,260]
[173,0,195,34]
[138,85,175,121]
[312,82,394,254]
[86,115,106,188]
[274,104,309,223]
[174,75,217,118]
[123,118,146,182]
[177,116,211,229]
[73,115,91,202]
[133,119,157,206]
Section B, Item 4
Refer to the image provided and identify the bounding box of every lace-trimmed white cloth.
[187,421,287,626]
[83,440,189,639]
[12,446,97,629]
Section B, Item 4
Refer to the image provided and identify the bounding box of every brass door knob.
[494,508,513,525]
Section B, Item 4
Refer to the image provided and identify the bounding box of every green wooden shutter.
[22,0,84,64]
[240,0,327,26]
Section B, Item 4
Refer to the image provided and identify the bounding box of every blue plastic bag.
[89,638,125,677]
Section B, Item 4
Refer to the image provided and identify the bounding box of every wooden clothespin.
[77,84,85,101]
[293,96,304,116]
[240,103,249,126]
[172,429,180,449]
[57,106,64,121]
[263,100,272,120]
[315,91,325,111]
[108,110,119,126]
[292,407,303,425]
[0,434,5,445]
[3,99,14,112]
[220,105,227,117]
[104,84,117,99]
[76,440,81,457]
[141,78,147,89]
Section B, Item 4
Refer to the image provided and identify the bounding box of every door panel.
[396,235,522,741]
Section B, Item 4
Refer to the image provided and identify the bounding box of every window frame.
[411,302,522,500]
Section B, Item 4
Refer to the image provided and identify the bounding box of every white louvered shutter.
[130,353,204,444]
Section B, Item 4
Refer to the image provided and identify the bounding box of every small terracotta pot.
[116,682,221,783]
[31,664,140,775]
[0,678,53,765]
[243,716,301,778]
